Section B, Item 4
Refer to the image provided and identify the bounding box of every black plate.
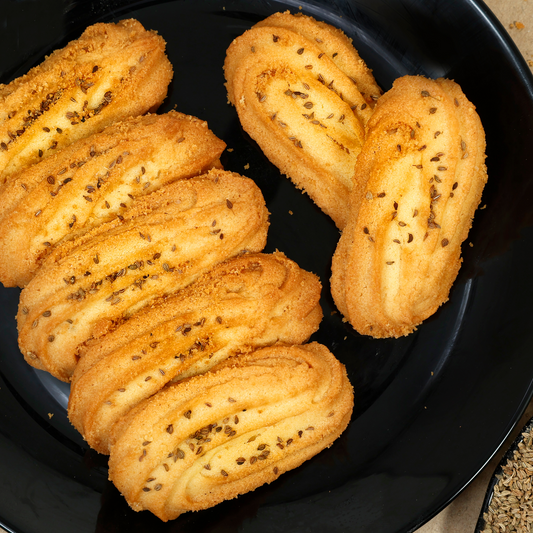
[1,1,533,532]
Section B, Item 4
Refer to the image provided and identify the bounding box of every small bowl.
[475,415,533,532]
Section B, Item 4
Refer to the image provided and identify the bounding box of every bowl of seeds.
[476,416,533,533]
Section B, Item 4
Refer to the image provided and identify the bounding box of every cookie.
[331,75,487,337]
[108,342,353,521]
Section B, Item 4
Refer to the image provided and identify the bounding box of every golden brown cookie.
[68,252,322,454]
[252,11,381,107]
[17,169,269,381]
[224,13,380,229]
[0,111,225,288]
[108,342,353,521]
[0,19,172,189]
[331,75,487,338]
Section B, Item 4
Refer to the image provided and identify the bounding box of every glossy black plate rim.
[1,1,533,532]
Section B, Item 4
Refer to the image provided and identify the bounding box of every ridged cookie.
[69,252,323,454]
[0,19,172,189]
[224,13,381,229]
[17,170,269,381]
[108,342,353,521]
[0,111,225,287]
[331,75,487,338]
[252,11,381,107]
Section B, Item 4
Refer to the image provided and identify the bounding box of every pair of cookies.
[225,12,488,339]
[0,111,226,287]
[68,250,324,456]
[17,169,270,381]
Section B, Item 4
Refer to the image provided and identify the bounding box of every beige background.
[1,1,532,533]
[486,0,533,70]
